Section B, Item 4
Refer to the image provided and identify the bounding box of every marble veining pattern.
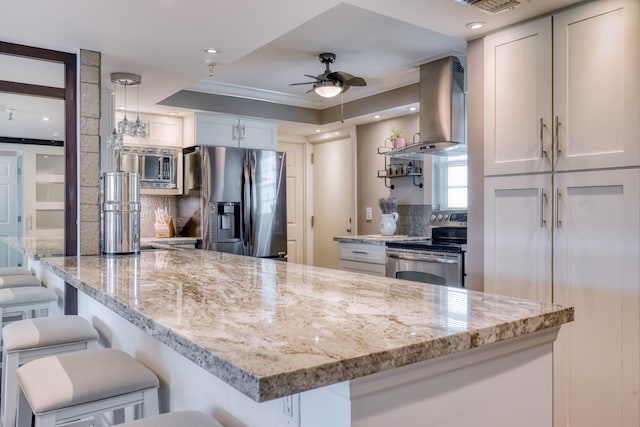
[41,250,573,402]
[333,235,426,245]
[1,237,65,260]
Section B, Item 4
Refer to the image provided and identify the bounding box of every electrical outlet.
[365,207,373,221]
[279,394,300,427]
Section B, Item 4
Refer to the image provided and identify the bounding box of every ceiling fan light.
[313,81,343,98]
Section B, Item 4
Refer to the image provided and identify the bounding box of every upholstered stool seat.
[0,287,57,319]
[119,410,224,427]
[0,268,31,276]
[0,275,42,288]
[17,348,159,427]
[1,315,100,427]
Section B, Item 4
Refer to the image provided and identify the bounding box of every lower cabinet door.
[553,168,640,427]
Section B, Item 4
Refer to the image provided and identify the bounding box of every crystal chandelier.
[107,72,147,149]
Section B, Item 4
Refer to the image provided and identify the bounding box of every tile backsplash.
[140,195,178,237]
[396,204,432,237]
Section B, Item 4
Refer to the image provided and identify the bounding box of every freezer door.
[244,149,287,258]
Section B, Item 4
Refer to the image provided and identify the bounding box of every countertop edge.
[40,256,574,402]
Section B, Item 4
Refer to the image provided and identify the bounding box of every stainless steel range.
[385,210,467,287]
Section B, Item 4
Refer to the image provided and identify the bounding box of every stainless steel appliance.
[181,146,287,259]
[119,146,182,194]
[103,171,140,254]
[386,210,467,287]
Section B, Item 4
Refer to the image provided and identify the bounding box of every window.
[432,154,468,210]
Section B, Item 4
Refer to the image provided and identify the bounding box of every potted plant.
[389,128,406,149]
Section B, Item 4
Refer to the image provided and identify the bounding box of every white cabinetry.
[484,0,640,176]
[338,242,386,276]
[189,112,277,150]
[115,112,183,148]
[484,1,640,425]
[23,145,65,238]
[484,174,552,304]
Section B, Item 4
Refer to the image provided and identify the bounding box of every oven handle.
[387,252,459,264]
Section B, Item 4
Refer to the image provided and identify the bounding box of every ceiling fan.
[290,52,367,98]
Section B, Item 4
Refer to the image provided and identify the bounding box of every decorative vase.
[380,212,399,236]
[392,138,406,149]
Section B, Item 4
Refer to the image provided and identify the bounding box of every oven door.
[386,248,463,287]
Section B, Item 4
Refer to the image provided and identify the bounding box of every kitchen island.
[37,248,572,427]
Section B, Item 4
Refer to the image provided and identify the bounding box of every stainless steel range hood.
[393,56,466,156]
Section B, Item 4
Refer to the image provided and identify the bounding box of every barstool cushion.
[0,267,31,276]
[17,348,159,414]
[0,287,56,306]
[2,315,99,352]
[0,275,41,288]
[120,410,224,427]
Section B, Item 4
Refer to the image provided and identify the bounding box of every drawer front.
[338,260,386,276]
[338,243,386,264]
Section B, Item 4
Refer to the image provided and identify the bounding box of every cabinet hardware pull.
[554,187,562,228]
[540,118,547,158]
[346,228,352,233]
[232,124,238,141]
[539,188,546,227]
[352,250,368,255]
[554,116,562,159]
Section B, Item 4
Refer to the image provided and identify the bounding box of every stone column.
[79,50,101,255]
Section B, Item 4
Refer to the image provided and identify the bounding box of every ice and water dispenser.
[208,202,242,253]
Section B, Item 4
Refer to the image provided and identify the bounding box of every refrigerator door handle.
[242,157,251,251]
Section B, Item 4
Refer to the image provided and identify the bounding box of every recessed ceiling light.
[408,107,417,111]
[42,117,50,121]
[373,114,381,119]
[204,48,220,54]
[315,129,321,133]
[334,131,340,135]
[466,22,484,30]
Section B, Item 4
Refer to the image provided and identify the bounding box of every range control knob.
[443,214,449,221]
[430,214,437,221]
[436,213,444,221]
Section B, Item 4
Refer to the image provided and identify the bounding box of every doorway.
[0,152,20,266]
[278,141,306,264]
[312,135,354,269]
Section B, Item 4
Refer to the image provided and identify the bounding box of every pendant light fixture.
[107,72,146,149]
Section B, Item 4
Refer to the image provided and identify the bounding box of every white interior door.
[0,154,20,267]
[278,141,306,264]
[312,137,354,269]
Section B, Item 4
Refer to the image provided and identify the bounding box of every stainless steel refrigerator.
[181,146,287,259]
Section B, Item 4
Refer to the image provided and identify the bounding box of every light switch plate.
[365,207,373,221]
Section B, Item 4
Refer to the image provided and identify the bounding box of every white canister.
[380,212,399,236]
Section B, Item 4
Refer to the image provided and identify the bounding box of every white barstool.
[119,410,224,427]
[0,268,31,276]
[1,315,100,427]
[0,275,42,288]
[0,287,58,322]
[17,348,160,427]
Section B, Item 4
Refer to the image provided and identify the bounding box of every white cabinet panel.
[338,242,386,277]
[553,168,640,427]
[554,1,640,171]
[115,112,183,148]
[484,174,552,303]
[193,112,277,149]
[484,18,552,176]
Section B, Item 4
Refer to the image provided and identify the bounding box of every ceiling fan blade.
[289,81,315,86]
[305,87,316,94]
[327,71,353,82]
[346,76,366,86]
[304,74,321,80]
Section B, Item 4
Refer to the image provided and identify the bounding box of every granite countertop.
[140,237,199,249]
[41,250,573,402]
[333,235,427,245]
[1,237,65,260]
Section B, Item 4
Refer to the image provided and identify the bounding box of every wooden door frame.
[0,41,78,257]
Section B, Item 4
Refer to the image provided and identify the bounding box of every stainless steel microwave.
[120,146,182,195]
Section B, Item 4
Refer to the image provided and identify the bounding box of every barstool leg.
[2,350,20,427]
[34,412,55,427]
[16,388,31,427]
[141,388,159,419]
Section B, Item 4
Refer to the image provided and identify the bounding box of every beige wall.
[355,113,421,235]
[466,38,484,292]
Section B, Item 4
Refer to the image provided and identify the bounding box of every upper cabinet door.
[484,18,553,176]
[238,118,278,150]
[553,0,640,171]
